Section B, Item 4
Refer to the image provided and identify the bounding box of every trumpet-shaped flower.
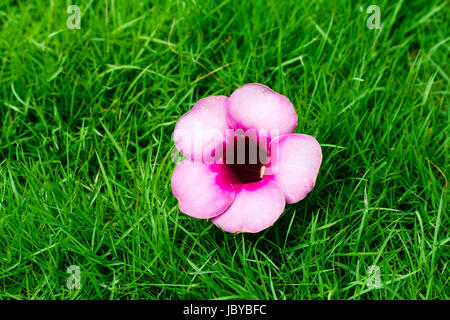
[171,83,322,233]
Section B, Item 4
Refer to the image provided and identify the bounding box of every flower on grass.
[171,83,322,233]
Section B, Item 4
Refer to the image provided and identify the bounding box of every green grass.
[0,0,448,299]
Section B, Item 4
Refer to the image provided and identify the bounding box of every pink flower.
[171,83,322,233]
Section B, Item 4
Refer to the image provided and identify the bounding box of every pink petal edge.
[171,160,235,219]
[212,180,286,233]
[269,134,322,203]
[226,83,298,136]
[173,96,230,163]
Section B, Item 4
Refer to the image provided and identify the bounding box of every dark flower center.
[223,135,268,184]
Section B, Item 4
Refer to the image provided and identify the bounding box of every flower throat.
[223,135,268,184]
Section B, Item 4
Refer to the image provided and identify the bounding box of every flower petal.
[174,96,229,162]
[227,83,298,136]
[269,134,322,203]
[212,180,285,233]
[171,160,235,219]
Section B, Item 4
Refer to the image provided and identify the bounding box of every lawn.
[0,0,448,299]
